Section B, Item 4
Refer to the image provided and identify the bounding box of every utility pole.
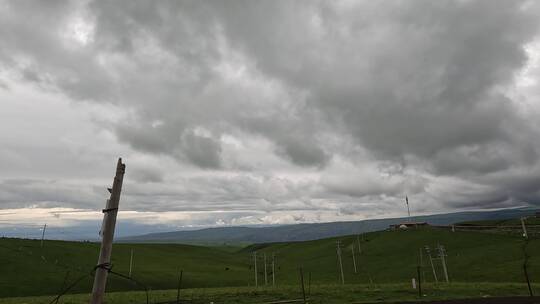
[90,158,126,304]
[438,245,449,283]
[351,243,357,273]
[264,253,268,285]
[272,253,276,286]
[521,217,528,239]
[129,249,134,278]
[40,224,47,248]
[336,240,345,284]
[253,251,258,287]
[425,246,438,283]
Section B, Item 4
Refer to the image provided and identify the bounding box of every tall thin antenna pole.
[40,224,47,248]
[336,241,345,284]
[90,158,126,304]
[351,244,357,274]
[129,249,134,277]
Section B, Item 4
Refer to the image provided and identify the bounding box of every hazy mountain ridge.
[119,207,539,244]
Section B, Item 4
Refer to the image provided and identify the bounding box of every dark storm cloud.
[215,1,538,163]
[1,0,540,217]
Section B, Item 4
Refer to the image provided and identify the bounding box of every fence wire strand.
[47,263,150,304]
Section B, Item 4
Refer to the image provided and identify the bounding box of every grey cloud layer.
[1,0,540,222]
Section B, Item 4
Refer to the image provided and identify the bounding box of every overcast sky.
[1,0,540,234]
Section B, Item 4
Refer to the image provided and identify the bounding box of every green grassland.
[0,239,250,297]
[1,227,540,301]
[249,228,540,285]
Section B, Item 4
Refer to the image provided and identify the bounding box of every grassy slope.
[249,228,540,285]
[1,228,540,298]
[0,238,250,298]
[457,217,540,226]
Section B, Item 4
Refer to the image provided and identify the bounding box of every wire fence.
[47,263,149,304]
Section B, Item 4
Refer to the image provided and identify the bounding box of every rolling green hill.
[119,208,540,244]
[457,217,540,226]
[1,227,540,298]
[250,228,540,285]
[0,238,251,298]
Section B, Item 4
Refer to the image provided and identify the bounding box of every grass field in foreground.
[2,228,540,298]
[0,283,538,304]
[0,239,250,297]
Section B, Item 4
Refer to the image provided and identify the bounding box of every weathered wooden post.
[90,158,126,304]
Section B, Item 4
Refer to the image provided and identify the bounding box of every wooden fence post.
[299,267,306,304]
[524,263,533,297]
[177,269,183,304]
[417,266,422,297]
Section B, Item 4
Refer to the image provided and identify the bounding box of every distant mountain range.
[119,207,539,245]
